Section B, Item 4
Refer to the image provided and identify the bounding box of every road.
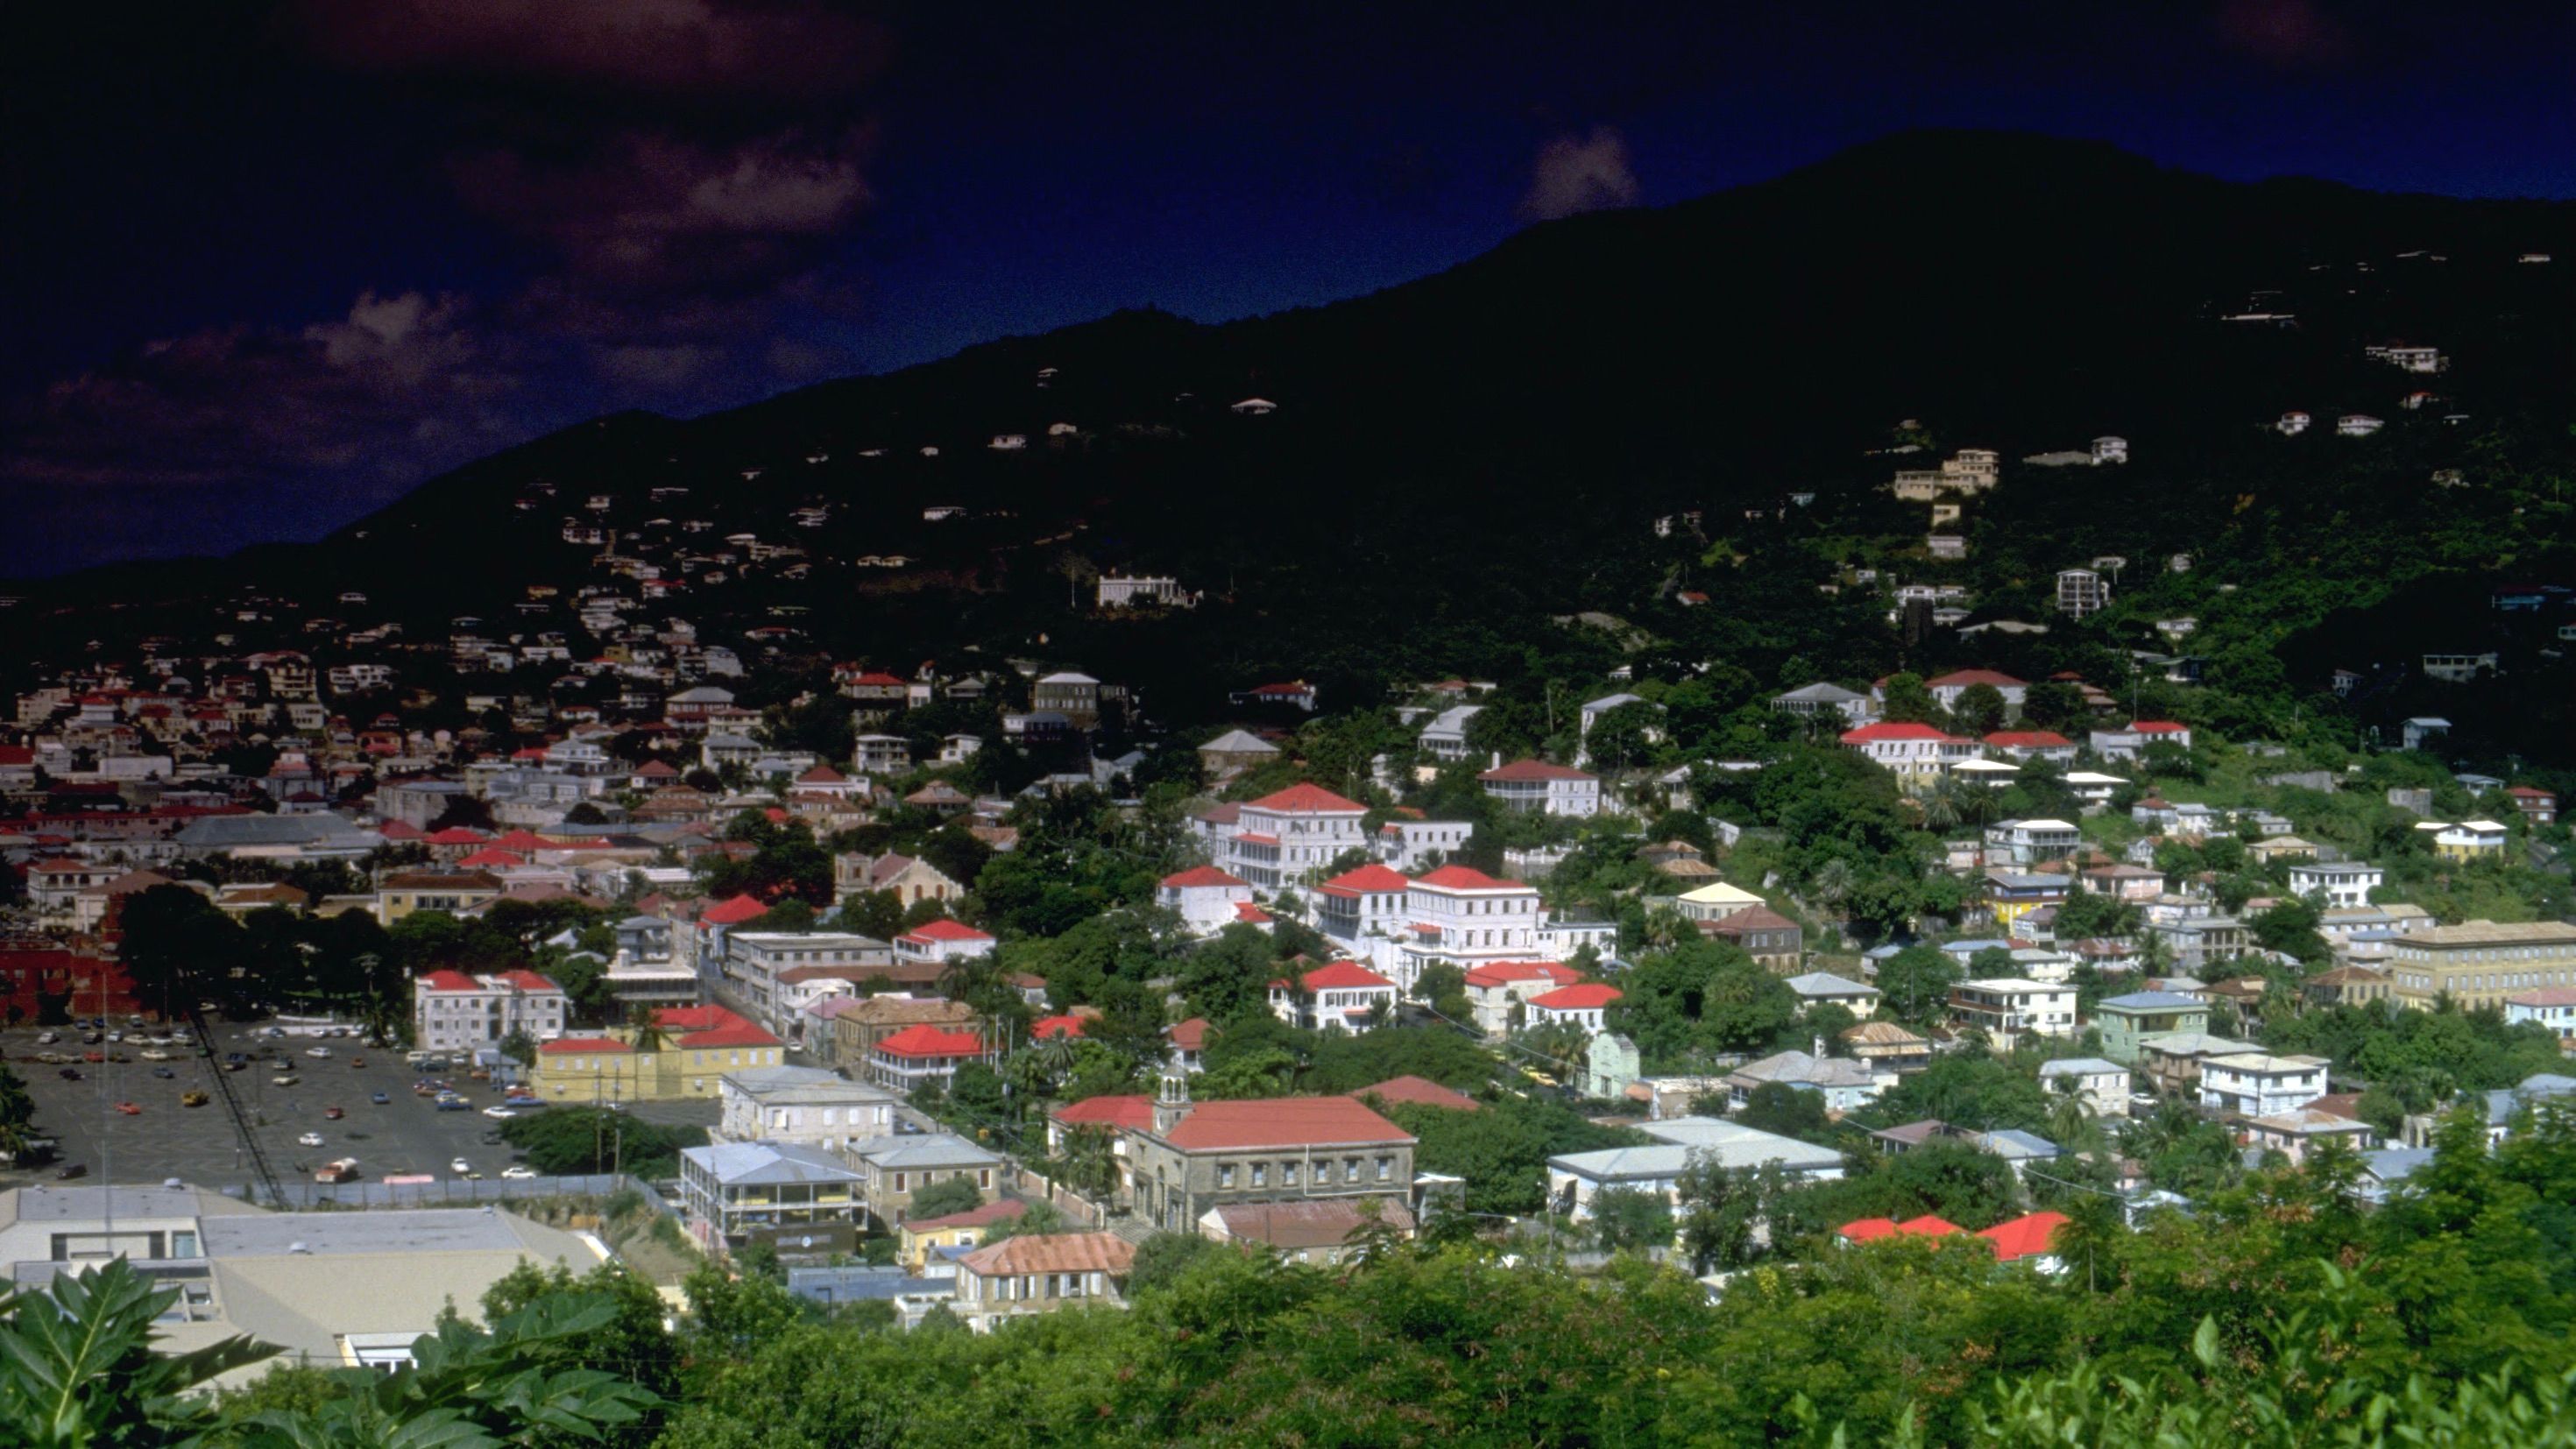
[1,1024,715,1194]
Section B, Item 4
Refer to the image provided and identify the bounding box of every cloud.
[2212,0,2356,67]
[1519,125,1642,222]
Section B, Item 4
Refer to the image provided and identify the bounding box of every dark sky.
[4,0,2570,576]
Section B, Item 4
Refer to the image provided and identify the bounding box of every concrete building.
[2199,1053,2331,1120]
[716,1064,900,1154]
[678,1142,867,1255]
[1948,979,2080,1052]
[2387,919,2576,1010]
[2289,861,2384,909]
[2093,992,2211,1064]
[409,969,567,1055]
[952,1233,1136,1332]
[2038,1057,2134,1116]
[844,1133,1002,1228]
[1121,1082,1415,1236]
[1476,758,1603,816]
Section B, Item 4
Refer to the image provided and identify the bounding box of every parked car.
[55,1163,87,1180]
[500,1165,538,1180]
[324,1106,345,1120]
[482,1106,518,1120]
[181,1091,209,1107]
[272,1075,300,1086]
[298,1132,326,1148]
[151,1066,175,1079]
[449,1157,473,1175]
[139,1050,173,1062]
[304,1047,332,1059]
[57,1068,80,1081]
[370,1092,391,1105]
[114,1102,141,1116]
[36,1031,58,1044]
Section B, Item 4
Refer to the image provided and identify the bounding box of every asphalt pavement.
[1,1024,716,1194]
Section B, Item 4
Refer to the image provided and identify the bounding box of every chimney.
[1813,1034,1827,1059]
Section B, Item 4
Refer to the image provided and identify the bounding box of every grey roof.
[1782,971,1879,999]
[1975,1129,2063,1160]
[1774,682,1868,703]
[846,1132,1002,1170]
[200,1208,574,1256]
[2139,1032,2261,1057]
[724,1065,895,1106]
[174,815,383,850]
[1729,1050,1878,1091]
[2523,1073,2576,1097]
[0,1184,265,1226]
[1553,1127,1842,1180]
[2039,1057,2128,1078]
[682,1142,862,1186]
[1198,729,1278,756]
[785,1265,949,1302]
[2363,1148,2436,1184]
[2098,991,2206,1012]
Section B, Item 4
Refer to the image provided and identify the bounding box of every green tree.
[1588,1185,1677,1253]
[908,1176,984,1219]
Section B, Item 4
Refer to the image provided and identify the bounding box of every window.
[893,1172,907,1192]
[979,1168,993,1188]
[1283,1161,1299,1185]
[1219,1164,1235,1189]
[1251,1163,1268,1187]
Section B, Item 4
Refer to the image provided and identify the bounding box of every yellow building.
[530,1005,783,1102]
[2421,819,2509,864]
[2386,919,2576,1011]
[373,870,502,925]
[897,1198,1027,1272]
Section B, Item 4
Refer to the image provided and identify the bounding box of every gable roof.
[1162,865,1251,889]
[1243,782,1366,814]
[874,1025,988,1057]
[1528,982,1623,1010]
[954,1232,1134,1278]
[1049,1094,1157,1130]
[1318,863,1412,894]
[1979,1211,2070,1262]
[1348,1076,1481,1112]
[1160,1097,1412,1151]
[898,918,994,944]
[1286,960,1395,992]
[1840,722,1961,743]
[1412,864,1525,892]
[1477,758,1596,782]
[699,894,770,925]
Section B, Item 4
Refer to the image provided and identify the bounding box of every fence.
[254,1172,640,1210]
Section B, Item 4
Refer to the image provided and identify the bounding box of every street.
[1,1024,715,1195]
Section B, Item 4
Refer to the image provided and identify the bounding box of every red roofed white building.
[1476,758,1602,816]
[793,762,866,799]
[1461,960,1587,1034]
[1268,959,1398,1033]
[1840,721,1978,778]
[411,968,569,1054]
[1046,1093,1157,1155]
[1525,981,1622,1031]
[1982,730,2077,764]
[867,1023,998,1092]
[1314,862,1412,951]
[1157,865,1256,935]
[1124,1093,1416,1234]
[2089,720,2196,761]
[1397,865,1548,990]
[1978,1210,2070,1269]
[892,916,997,966]
[1213,782,1369,889]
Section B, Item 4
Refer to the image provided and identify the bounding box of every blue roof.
[2098,992,2205,1011]
[1976,1129,2062,1159]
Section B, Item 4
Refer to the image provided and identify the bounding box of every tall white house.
[411,970,569,1055]
[1206,782,1370,889]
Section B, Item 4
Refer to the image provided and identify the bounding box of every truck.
[314,1159,361,1184]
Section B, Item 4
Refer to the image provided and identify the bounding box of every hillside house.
[2038,1057,2133,1116]
[2198,1053,2330,1119]
[1269,960,1398,1034]
[1477,758,1602,816]
[2288,861,2383,908]
[1772,682,1875,724]
[1207,782,1369,890]
[2089,720,2193,760]
[2055,569,2110,618]
[1948,978,2079,1052]
[1158,866,1257,934]
[1840,722,1976,780]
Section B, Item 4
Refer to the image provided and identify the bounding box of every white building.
[1477,758,1602,816]
[1416,704,1484,762]
[1268,960,1399,1033]
[1984,818,2082,866]
[2420,651,2498,683]
[2289,861,2384,909]
[723,932,893,1036]
[1209,782,1369,890]
[1374,817,1471,872]
[2055,569,2110,618]
[2198,1053,2330,1119]
[1398,865,1547,989]
[2088,721,2193,760]
[1947,978,2080,1052]
[2503,988,2576,1050]
[1157,866,1257,935]
[1462,961,1588,1035]
[716,1064,900,1154]
[411,969,568,1055]
[1313,863,1414,968]
[1839,722,1977,778]
[2091,435,2129,464]
[2337,413,2384,437]
[1546,1120,1843,1220]
[1524,982,1621,1032]
[2038,1057,2134,1116]
[1096,576,1196,609]
[891,919,998,968]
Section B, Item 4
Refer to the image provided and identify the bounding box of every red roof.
[900,918,995,943]
[1477,758,1596,782]
[423,827,490,845]
[874,1024,989,1058]
[2129,721,2190,734]
[1412,864,1523,892]
[1050,1093,1156,1130]
[376,820,424,840]
[1233,901,1274,923]
[1293,960,1394,992]
[699,894,770,925]
[1927,668,2027,689]
[2506,786,2555,800]
[454,848,528,870]
[541,1036,633,1055]
[1528,982,1622,1010]
[1841,722,1957,744]
[1980,1211,2070,1262]
[1318,863,1412,895]
[1349,1076,1480,1112]
[496,969,560,993]
[1838,1214,1965,1243]
[1244,782,1366,814]
[1160,1097,1412,1151]
[635,759,680,777]
[1984,731,2073,748]
[843,671,908,687]
[797,763,848,782]
[418,969,482,993]
[1031,1014,1088,1040]
[1162,865,1250,889]
[1166,1017,1211,1051]
[1461,960,1579,988]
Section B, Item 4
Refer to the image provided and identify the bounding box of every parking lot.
[1,1023,715,1195]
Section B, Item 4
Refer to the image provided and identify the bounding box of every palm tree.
[1808,858,1856,925]
[1919,778,1964,831]
[625,1003,669,1053]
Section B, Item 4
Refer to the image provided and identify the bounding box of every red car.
[114,1101,142,1116]
[324,1105,346,1119]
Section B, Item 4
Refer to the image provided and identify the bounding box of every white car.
[482,1106,518,1120]
[305,1047,332,1059]
[450,1157,473,1175]
[36,1031,58,1045]
[500,1165,538,1180]
[297,1132,325,1148]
